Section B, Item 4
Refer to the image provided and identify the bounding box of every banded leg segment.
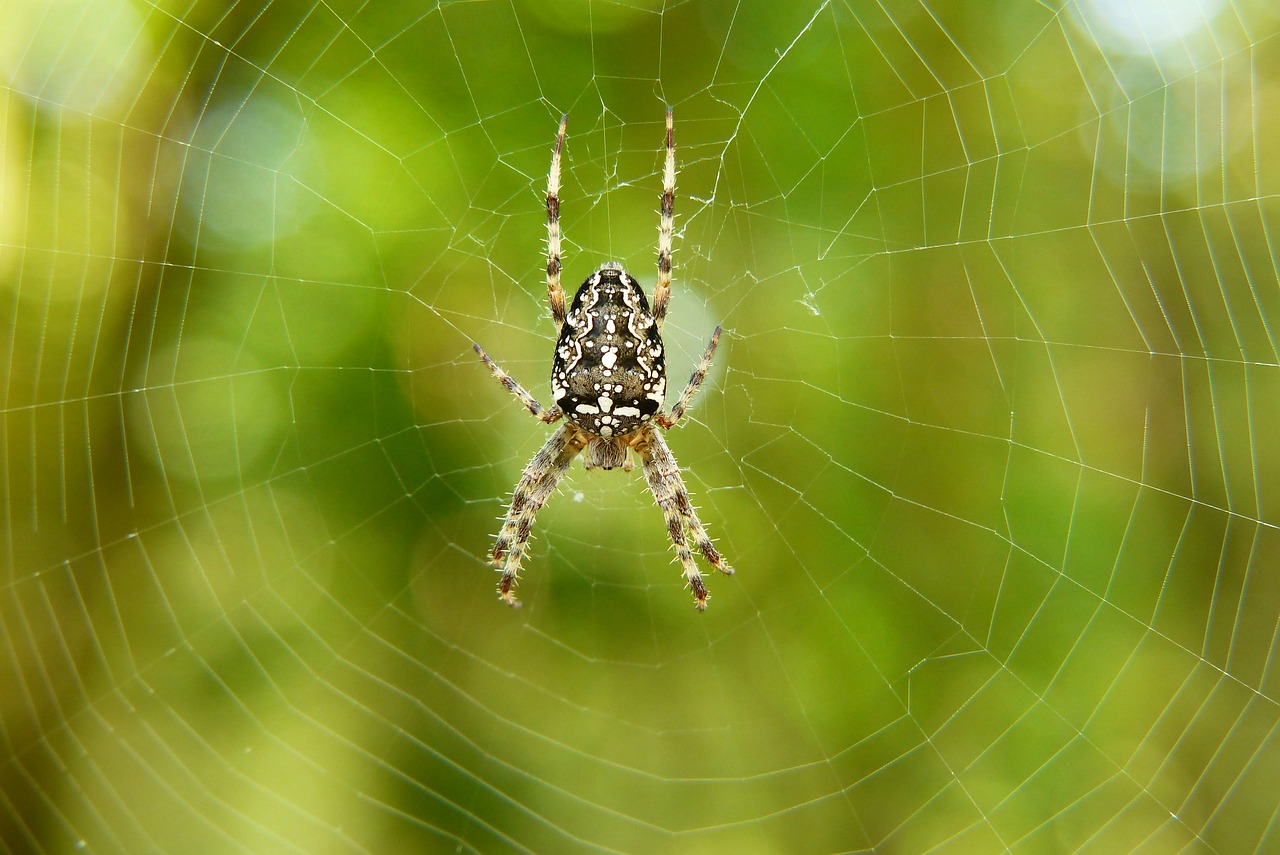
[546,114,569,326]
[643,429,733,579]
[491,424,585,605]
[656,325,720,430]
[637,428,732,610]
[474,343,563,424]
[653,106,675,331]
[672,486,734,578]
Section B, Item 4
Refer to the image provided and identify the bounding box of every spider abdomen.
[551,264,667,439]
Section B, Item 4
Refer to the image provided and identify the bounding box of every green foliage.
[3,0,1279,851]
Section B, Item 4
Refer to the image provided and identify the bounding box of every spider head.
[552,265,668,441]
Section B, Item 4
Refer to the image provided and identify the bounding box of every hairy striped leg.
[656,325,721,430]
[653,106,675,331]
[473,343,562,424]
[671,488,733,578]
[637,428,732,610]
[490,424,585,606]
[546,114,569,326]
[651,329,729,575]
[644,427,733,578]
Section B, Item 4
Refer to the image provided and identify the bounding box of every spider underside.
[472,109,734,610]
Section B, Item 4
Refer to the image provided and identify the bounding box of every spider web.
[3,0,1280,851]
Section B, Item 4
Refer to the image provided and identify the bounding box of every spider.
[473,108,734,611]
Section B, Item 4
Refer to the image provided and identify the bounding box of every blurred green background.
[4,0,1280,851]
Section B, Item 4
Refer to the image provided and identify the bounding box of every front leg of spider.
[474,108,733,610]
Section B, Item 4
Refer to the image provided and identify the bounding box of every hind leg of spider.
[643,429,733,578]
[490,424,585,606]
[474,343,563,424]
[638,428,727,610]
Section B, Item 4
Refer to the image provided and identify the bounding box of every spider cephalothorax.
[473,109,733,610]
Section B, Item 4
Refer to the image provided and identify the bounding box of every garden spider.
[473,108,733,610]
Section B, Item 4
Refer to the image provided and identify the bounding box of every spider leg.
[637,428,731,610]
[641,427,733,577]
[474,343,563,424]
[656,325,721,430]
[491,423,585,606]
[653,106,675,331]
[547,114,569,327]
